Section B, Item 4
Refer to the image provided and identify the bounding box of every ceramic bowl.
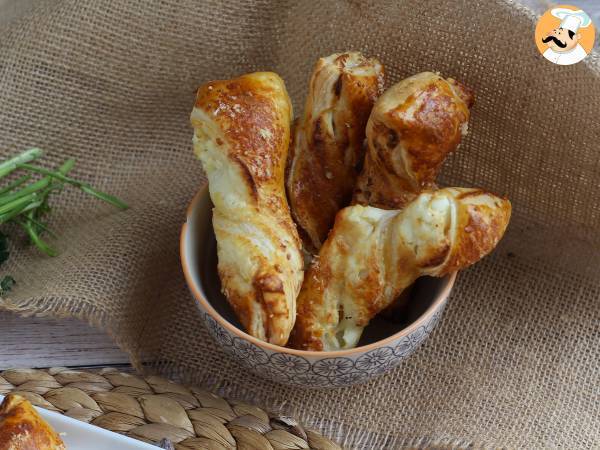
[180,187,456,388]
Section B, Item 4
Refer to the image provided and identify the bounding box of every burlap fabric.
[0,1,598,448]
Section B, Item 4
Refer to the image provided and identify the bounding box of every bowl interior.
[184,189,452,348]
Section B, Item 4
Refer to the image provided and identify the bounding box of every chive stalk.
[0,149,127,264]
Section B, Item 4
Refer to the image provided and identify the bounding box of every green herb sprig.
[0,149,128,293]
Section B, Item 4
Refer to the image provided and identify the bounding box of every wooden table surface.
[1,0,599,370]
[0,311,129,368]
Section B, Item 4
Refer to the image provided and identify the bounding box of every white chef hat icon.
[551,8,592,33]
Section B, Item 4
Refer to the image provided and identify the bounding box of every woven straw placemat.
[0,367,341,450]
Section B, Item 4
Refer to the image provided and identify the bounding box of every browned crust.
[0,394,65,450]
[289,259,328,351]
[442,195,512,274]
[354,73,474,210]
[447,78,475,108]
[194,73,293,221]
[419,242,451,269]
[289,205,388,351]
[194,74,288,182]
[290,189,511,351]
[287,53,384,251]
[193,73,302,346]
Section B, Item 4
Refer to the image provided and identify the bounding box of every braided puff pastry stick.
[0,394,65,450]
[287,52,384,252]
[191,72,304,346]
[289,188,510,351]
[353,72,474,210]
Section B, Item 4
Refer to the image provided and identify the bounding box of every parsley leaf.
[0,275,15,295]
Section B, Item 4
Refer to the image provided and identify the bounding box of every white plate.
[0,394,158,449]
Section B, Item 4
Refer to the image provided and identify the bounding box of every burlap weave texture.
[0,1,598,448]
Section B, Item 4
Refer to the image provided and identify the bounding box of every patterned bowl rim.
[180,186,457,357]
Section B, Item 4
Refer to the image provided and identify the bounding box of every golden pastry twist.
[0,394,65,450]
[354,72,474,209]
[290,188,511,351]
[191,72,304,345]
[287,52,384,251]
